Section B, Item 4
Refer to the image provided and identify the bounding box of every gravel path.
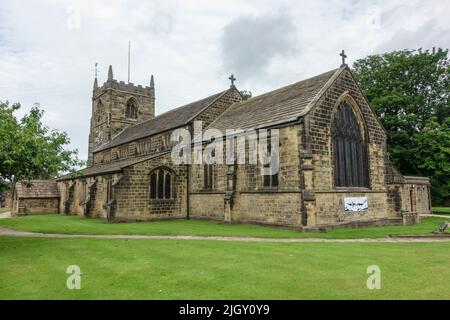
[1,226,449,243]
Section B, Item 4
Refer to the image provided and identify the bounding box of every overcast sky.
[1,0,449,160]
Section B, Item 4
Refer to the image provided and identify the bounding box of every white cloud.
[0,0,449,160]
[220,11,298,83]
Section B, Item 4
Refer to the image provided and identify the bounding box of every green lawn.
[0,208,10,214]
[433,207,450,215]
[0,236,449,299]
[0,214,447,239]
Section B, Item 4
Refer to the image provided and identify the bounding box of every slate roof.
[56,152,169,181]
[15,180,59,198]
[208,67,343,132]
[94,89,229,152]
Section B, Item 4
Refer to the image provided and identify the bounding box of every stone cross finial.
[340,50,347,67]
[229,74,236,88]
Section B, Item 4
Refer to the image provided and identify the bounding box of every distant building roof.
[15,180,59,198]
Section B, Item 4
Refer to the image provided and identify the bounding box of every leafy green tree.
[0,101,84,192]
[352,48,450,205]
[240,90,252,101]
[413,117,450,206]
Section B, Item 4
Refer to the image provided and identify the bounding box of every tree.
[240,90,252,101]
[413,117,450,206]
[0,101,84,192]
[352,48,450,205]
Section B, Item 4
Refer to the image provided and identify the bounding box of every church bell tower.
[87,65,155,166]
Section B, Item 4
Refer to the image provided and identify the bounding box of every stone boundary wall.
[15,198,59,215]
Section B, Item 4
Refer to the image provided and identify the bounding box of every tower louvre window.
[125,98,138,119]
[96,99,103,123]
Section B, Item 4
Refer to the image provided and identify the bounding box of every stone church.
[13,60,432,229]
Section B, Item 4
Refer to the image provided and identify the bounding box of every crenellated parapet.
[93,65,155,98]
[94,80,154,97]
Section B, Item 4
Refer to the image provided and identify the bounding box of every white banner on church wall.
[344,197,368,212]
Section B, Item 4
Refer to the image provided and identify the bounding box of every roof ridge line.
[297,66,347,118]
[155,89,227,120]
[206,67,341,131]
[240,68,340,104]
[111,89,228,137]
[93,89,229,153]
[185,88,231,124]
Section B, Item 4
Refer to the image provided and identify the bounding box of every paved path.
[1,226,449,243]
[420,214,450,219]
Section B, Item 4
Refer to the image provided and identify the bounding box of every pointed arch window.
[150,168,174,200]
[332,101,369,188]
[125,98,138,119]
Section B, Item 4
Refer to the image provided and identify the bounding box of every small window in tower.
[125,98,138,119]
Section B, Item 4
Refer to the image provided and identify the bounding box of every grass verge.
[0,214,447,239]
[0,236,449,299]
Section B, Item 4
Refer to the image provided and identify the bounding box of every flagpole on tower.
[128,40,131,83]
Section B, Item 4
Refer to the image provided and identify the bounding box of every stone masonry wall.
[195,88,243,128]
[1,191,12,208]
[17,198,59,215]
[190,193,225,220]
[92,88,242,166]
[401,182,431,214]
[307,68,392,225]
[93,128,180,165]
[235,125,302,226]
[88,80,155,166]
[90,175,109,219]
[237,193,302,226]
[313,191,387,225]
[189,160,227,220]
[63,89,242,221]
[58,69,430,228]
[113,153,187,221]
[189,124,303,226]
